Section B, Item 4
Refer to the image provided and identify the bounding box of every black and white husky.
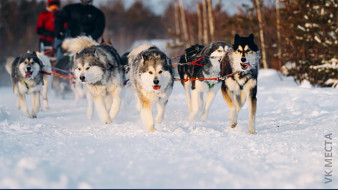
[178,42,230,121]
[220,34,260,134]
[64,36,124,124]
[6,51,53,118]
[129,45,174,131]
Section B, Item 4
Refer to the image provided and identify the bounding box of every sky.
[93,0,254,16]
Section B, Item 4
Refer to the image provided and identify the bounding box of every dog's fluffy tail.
[62,36,99,55]
[128,44,156,63]
[5,57,15,75]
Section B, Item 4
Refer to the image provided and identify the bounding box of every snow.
[0,69,337,188]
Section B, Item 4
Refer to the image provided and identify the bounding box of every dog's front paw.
[200,113,207,121]
[147,125,156,132]
[104,118,111,124]
[31,114,37,118]
[231,122,237,128]
[155,116,163,123]
[249,130,257,134]
[189,113,197,121]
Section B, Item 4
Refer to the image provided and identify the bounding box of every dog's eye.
[217,50,223,52]
[149,71,153,74]
[158,70,163,74]
[86,67,90,70]
[78,68,81,71]
[238,50,242,53]
[245,49,250,53]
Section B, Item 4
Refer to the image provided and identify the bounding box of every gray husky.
[178,42,231,121]
[6,51,53,118]
[129,45,174,131]
[220,34,260,134]
[64,36,124,124]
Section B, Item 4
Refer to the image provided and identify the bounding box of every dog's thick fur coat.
[178,42,231,121]
[67,36,124,124]
[220,34,260,134]
[129,45,174,131]
[6,51,52,117]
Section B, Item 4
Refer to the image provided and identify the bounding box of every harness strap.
[205,81,216,88]
[21,79,29,90]
[40,71,52,75]
[236,77,250,90]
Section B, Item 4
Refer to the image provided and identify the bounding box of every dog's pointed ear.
[166,57,171,66]
[234,34,240,42]
[108,38,113,45]
[27,50,31,53]
[99,38,105,44]
[94,49,99,58]
[249,33,254,41]
[142,53,148,61]
[32,51,37,57]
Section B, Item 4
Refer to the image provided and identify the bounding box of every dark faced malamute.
[64,36,124,124]
[178,42,231,121]
[220,34,260,134]
[6,51,53,118]
[129,45,174,132]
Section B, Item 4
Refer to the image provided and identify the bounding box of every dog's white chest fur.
[17,80,42,94]
[225,74,257,94]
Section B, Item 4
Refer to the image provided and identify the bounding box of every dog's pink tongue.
[241,63,252,67]
[153,85,161,90]
[25,72,32,78]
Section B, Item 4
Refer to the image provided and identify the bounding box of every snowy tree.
[280,0,338,87]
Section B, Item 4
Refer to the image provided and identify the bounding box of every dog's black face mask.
[233,33,259,52]
[231,34,260,71]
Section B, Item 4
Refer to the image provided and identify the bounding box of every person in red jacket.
[35,0,60,53]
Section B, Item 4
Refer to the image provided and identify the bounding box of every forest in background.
[0,0,337,87]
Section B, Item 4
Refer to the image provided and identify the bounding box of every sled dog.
[6,51,53,117]
[178,42,230,120]
[220,34,260,134]
[129,45,174,131]
[65,36,124,124]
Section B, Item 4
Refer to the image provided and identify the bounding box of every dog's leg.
[141,99,155,132]
[16,98,21,109]
[199,92,204,111]
[135,96,141,114]
[221,88,237,128]
[184,82,192,113]
[248,86,257,134]
[201,88,217,121]
[18,93,30,118]
[31,91,40,118]
[155,98,168,123]
[42,75,50,110]
[189,89,200,120]
[70,83,79,102]
[109,88,121,120]
[86,89,94,120]
[93,95,111,124]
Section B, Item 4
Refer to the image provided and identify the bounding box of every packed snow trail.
[0,69,337,188]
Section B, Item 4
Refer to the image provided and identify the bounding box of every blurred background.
[0,0,337,87]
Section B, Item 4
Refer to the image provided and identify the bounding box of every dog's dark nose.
[80,76,85,81]
[241,58,246,62]
[153,79,159,85]
[27,66,31,71]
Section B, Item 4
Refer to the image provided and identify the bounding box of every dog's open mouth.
[240,63,252,70]
[153,85,161,90]
[25,71,33,78]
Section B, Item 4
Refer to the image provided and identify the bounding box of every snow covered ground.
[0,69,337,188]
